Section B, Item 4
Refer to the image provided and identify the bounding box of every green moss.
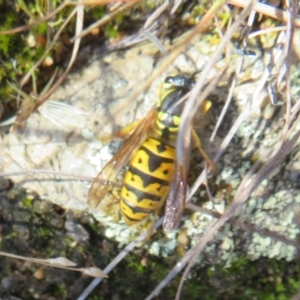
[0,1,64,104]
[142,0,163,9]
[89,222,104,235]
[89,296,104,300]
[127,259,145,274]
[0,0,139,106]
[288,277,299,290]
[23,198,34,208]
[62,235,73,247]
[54,283,67,298]
[37,226,52,238]
[104,24,119,39]
[2,185,298,300]
[91,6,106,19]
[202,257,300,300]
[0,31,11,54]
[0,13,19,55]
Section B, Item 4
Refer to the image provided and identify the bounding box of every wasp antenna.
[193,67,204,76]
[171,64,182,74]
[141,30,169,57]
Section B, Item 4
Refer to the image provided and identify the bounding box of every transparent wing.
[88,109,157,209]
[163,161,188,232]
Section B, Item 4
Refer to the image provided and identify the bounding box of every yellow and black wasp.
[88,73,214,232]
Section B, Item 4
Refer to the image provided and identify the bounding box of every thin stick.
[229,0,300,26]
[76,217,164,300]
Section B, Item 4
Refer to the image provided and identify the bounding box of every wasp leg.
[98,117,145,142]
[144,194,169,240]
[135,200,165,241]
[114,117,145,138]
[191,129,215,174]
[200,100,212,114]
[106,188,121,223]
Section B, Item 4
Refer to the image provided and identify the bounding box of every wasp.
[88,73,214,232]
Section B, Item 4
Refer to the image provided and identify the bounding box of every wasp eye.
[164,76,175,84]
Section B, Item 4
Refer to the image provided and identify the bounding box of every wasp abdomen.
[120,137,175,225]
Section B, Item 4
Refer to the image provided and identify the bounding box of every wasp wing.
[163,161,188,232]
[88,109,156,209]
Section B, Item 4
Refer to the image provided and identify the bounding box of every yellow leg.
[200,100,212,115]
[114,118,145,138]
[98,118,145,142]
[134,200,165,241]
[192,129,215,174]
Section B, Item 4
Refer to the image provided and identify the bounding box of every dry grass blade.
[2,4,84,128]
[75,0,138,4]
[144,244,195,300]
[107,0,227,129]
[143,0,169,29]
[146,177,300,300]
[177,89,300,300]
[0,0,132,36]
[146,51,290,300]
[11,96,35,131]
[71,1,138,41]
[138,1,298,299]
[20,7,77,87]
[47,257,77,267]
[229,0,300,26]
[149,108,250,295]
[34,5,84,110]
[170,0,183,14]
[186,203,300,250]
[2,0,299,297]
[210,56,244,141]
[0,170,94,182]
[173,7,296,297]
[176,127,300,300]
[248,25,287,38]
[0,252,107,278]
[0,1,69,35]
[5,81,35,130]
[176,3,253,169]
[206,26,286,168]
[82,267,108,278]
[281,0,297,135]
[5,70,58,130]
